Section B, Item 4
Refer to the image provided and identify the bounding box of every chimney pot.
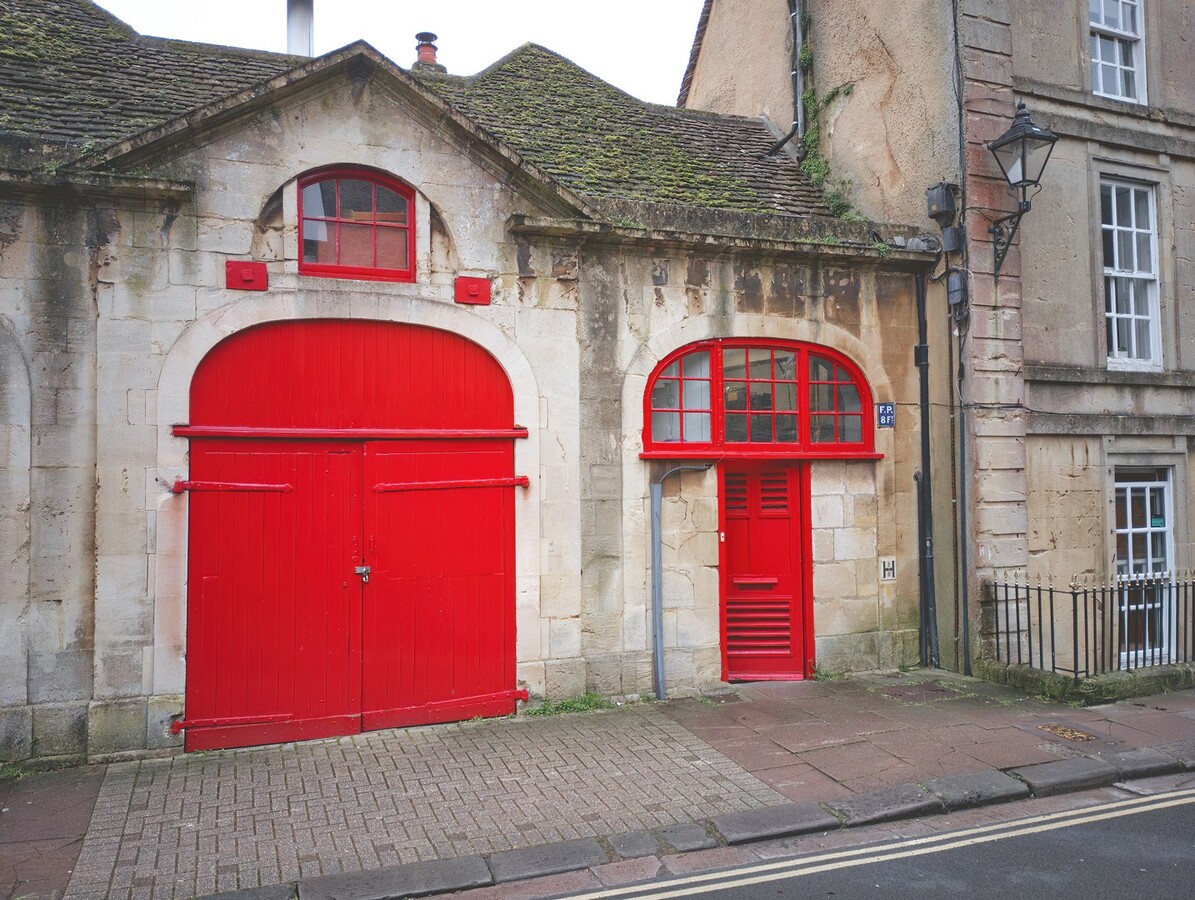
[413,32,446,72]
[287,0,314,56]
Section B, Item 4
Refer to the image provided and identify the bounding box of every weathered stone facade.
[683,0,1195,673]
[0,4,938,761]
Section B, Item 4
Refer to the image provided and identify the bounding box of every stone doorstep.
[199,749,1195,900]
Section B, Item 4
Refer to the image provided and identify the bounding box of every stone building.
[0,0,946,761]
[683,0,1195,676]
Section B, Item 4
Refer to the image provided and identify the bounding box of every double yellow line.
[562,787,1195,899]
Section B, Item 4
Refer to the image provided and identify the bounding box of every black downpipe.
[767,0,806,159]
[915,274,941,668]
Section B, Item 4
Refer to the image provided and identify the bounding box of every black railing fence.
[986,572,1195,679]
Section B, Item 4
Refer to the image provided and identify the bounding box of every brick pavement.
[63,705,781,899]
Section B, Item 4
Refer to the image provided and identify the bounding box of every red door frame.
[717,460,815,682]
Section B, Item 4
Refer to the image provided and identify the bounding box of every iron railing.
[986,572,1195,679]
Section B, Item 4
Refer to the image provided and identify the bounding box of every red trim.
[171,480,293,493]
[298,166,416,283]
[642,339,878,461]
[373,476,530,492]
[173,425,529,440]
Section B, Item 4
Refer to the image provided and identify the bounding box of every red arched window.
[298,167,415,282]
[642,340,879,459]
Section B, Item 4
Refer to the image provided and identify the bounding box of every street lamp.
[988,100,1058,276]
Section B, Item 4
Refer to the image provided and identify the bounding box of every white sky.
[93,1,706,106]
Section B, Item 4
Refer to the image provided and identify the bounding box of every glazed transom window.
[643,340,877,459]
[299,168,415,281]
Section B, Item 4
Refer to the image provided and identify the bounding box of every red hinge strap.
[372,476,530,493]
[171,712,292,734]
[172,480,294,494]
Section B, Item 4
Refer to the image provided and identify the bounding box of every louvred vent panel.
[726,598,792,654]
[760,473,789,511]
[724,473,748,512]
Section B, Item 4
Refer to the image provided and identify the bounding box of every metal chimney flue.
[288,0,314,56]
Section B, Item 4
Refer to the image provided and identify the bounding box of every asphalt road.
[569,789,1195,900]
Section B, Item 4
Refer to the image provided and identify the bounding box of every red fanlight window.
[642,340,878,459]
[299,167,415,282]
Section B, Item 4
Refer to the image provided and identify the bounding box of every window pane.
[1118,228,1134,269]
[1117,532,1128,561]
[810,415,835,443]
[1115,185,1132,225]
[723,348,747,380]
[775,382,797,411]
[724,382,747,411]
[1103,0,1118,29]
[811,382,834,412]
[1114,318,1130,354]
[725,413,748,442]
[1100,184,1113,225]
[749,414,773,442]
[340,222,374,267]
[683,412,711,443]
[840,416,863,443]
[302,219,333,263]
[774,350,797,381]
[1135,233,1151,273]
[1102,229,1114,265]
[1134,190,1150,232]
[838,384,861,412]
[776,414,798,443]
[1122,69,1136,100]
[1089,0,1100,21]
[376,186,408,222]
[683,377,710,410]
[652,411,680,441]
[1132,533,1146,567]
[340,180,373,218]
[662,361,679,378]
[1150,533,1166,568]
[810,356,833,382]
[748,348,772,378]
[1149,488,1164,521]
[1134,317,1151,359]
[1115,491,1127,530]
[652,379,679,409]
[376,226,408,270]
[682,351,710,379]
[749,382,773,411]
[303,181,335,218]
[1090,54,1100,91]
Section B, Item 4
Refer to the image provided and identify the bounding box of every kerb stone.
[298,856,491,900]
[1100,748,1182,780]
[608,830,661,859]
[923,770,1030,810]
[488,838,609,884]
[657,823,716,853]
[712,802,840,845]
[201,886,297,900]
[827,783,944,827]
[1008,756,1120,797]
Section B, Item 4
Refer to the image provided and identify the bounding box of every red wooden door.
[362,441,518,728]
[719,462,812,680]
[182,319,521,751]
[184,441,364,751]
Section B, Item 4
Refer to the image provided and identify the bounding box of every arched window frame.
[641,339,880,460]
[298,166,417,283]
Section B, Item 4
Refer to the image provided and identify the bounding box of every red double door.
[181,320,521,751]
[719,462,814,681]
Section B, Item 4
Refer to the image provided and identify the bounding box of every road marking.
[568,788,1195,899]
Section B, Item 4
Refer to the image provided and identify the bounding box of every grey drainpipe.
[767,0,807,158]
[650,464,713,700]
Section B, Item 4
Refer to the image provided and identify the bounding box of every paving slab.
[922,769,1031,809]
[488,838,608,884]
[712,801,840,845]
[1008,756,1121,797]
[825,783,944,826]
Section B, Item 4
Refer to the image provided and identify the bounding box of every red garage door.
[176,320,524,751]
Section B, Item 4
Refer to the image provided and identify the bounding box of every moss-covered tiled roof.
[413,44,828,217]
[0,2,828,218]
[0,0,301,147]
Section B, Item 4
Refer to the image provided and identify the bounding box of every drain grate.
[1038,723,1096,742]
